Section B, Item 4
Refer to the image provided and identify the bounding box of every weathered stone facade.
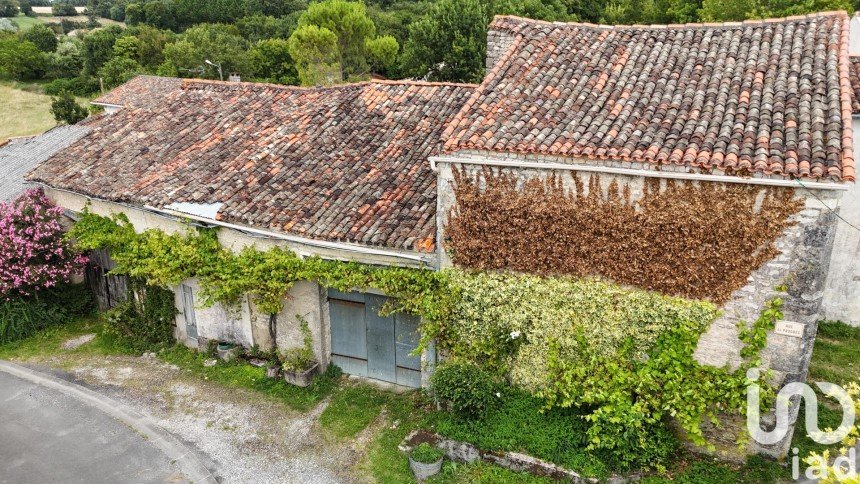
[44,187,434,387]
[435,150,845,458]
[821,117,860,326]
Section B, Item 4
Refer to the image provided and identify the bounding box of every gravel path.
[28,351,373,484]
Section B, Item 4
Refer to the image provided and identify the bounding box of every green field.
[9,13,125,32]
[10,14,42,31]
[0,82,59,143]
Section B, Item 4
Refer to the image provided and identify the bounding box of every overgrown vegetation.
[447,171,804,303]
[102,280,176,352]
[68,209,781,472]
[792,320,860,461]
[0,189,91,343]
[430,361,498,419]
[0,283,94,344]
[280,314,317,372]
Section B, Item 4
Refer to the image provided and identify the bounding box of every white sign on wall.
[774,320,805,338]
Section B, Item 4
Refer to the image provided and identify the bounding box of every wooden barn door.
[328,290,421,388]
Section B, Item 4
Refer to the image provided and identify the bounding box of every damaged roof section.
[30,79,476,253]
[444,12,855,182]
[91,75,183,108]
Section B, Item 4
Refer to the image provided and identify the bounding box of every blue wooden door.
[395,313,421,387]
[329,297,368,377]
[366,294,396,383]
[328,290,421,387]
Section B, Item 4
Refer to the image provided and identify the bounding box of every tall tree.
[287,23,340,85]
[160,23,253,79]
[81,25,122,75]
[50,91,88,124]
[0,36,46,80]
[0,0,18,17]
[296,0,395,79]
[400,0,489,83]
[22,23,58,52]
[249,37,298,84]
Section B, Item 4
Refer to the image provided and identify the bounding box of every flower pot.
[283,362,319,387]
[266,365,281,379]
[409,456,443,480]
[216,343,239,362]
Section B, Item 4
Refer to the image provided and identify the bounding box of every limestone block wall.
[821,116,860,326]
[172,278,253,348]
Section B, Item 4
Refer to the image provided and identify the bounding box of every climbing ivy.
[67,209,445,316]
[68,208,778,462]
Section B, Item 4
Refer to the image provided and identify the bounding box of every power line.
[794,179,860,233]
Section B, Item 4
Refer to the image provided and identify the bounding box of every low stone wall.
[399,429,622,483]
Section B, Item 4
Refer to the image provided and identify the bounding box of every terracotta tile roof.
[444,12,855,182]
[91,75,183,108]
[850,56,860,114]
[30,79,475,253]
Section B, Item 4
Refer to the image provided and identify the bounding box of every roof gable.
[444,12,855,182]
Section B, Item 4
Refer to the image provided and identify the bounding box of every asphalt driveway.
[0,363,213,483]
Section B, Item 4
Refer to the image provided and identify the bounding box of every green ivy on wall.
[67,209,446,316]
[68,208,778,461]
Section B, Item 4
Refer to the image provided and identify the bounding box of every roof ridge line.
[490,10,849,32]
[181,78,478,91]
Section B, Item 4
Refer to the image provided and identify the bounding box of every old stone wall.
[436,151,844,457]
[821,117,860,326]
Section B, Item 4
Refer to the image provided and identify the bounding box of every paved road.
[0,367,199,483]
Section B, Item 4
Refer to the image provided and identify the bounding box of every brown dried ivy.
[445,168,804,303]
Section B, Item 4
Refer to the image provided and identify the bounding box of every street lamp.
[204,59,223,82]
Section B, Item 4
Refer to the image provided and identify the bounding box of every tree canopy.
[0,0,853,93]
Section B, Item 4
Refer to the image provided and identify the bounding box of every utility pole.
[205,60,224,82]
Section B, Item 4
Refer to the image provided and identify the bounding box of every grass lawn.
[791,320,860,459]
[0,81,58,143]
[11,14,42,31]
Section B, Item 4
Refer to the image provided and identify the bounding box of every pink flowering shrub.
[0,189,87,298]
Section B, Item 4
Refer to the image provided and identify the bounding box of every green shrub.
[411,442,444,464]
[281,315,316,372]
[51,2,76,16]
[44,76,99,96]
[0,297,66,344]
[50,90,88,124]
[42,282,96,317]
[433,387,677,475]
[0,283,94,345]
[430,360,498,419]
[103,282,176,352]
